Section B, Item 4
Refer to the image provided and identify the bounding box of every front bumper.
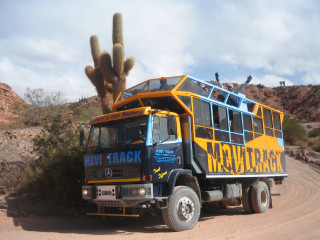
[82,183,153,207]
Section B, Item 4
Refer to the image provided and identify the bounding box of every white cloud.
[0,0,319,103]
[302,71,320,85]
[0,57,95,101]
[226,74,293,88]
[191,0,320,83]
[1,0,198,101]
[254,75,294,87]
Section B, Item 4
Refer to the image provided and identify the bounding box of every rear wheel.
[241,185,254,213]
[162,186,200,231]
[251,181,270,213]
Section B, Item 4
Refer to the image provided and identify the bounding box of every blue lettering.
[127,151,133,162]
[85,156,89,167]
[134,151,141,163]
[113,152,119,163]
[90,156,94,166]
[94,155,99,165]
[120,152,126,163]
[108,153,113,164]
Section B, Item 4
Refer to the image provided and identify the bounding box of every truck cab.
[82,107,184,207]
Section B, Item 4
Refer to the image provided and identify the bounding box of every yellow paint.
[158,170,168,179]
[88,178,141,184]
[89,107,151,125]
[153,166,161,174]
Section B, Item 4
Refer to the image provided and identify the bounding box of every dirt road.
[0,156,319,240]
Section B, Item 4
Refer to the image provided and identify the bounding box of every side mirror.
[80,129,84,146]
[167,115,177,136]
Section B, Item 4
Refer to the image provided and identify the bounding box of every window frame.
[152,115,177,144]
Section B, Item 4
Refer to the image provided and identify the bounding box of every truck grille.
[85,165,141,181]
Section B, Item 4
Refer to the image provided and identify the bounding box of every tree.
[23,88,66,126]
[283,117,307,145]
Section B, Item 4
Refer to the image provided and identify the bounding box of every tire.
[162,186,200,231]
[241,185,254,213]
[251,181,270,213]
[100,207,135,227]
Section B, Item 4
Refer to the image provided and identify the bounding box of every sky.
[0,0,319,102]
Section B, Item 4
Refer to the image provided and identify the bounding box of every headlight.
[138,187,146,196]
[82,186,94,199]
[120,184,153,199]
[82,189,88,196]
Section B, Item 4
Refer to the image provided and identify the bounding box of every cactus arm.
[99,51,116,83]
[90,35,101,67]
[124,57,135,75]
[85,66,106,98]
[85,66,96,85]
[112,12,123,46]
[93,69,106,97]
[113,43,124,76]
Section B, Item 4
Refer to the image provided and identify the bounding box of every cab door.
[148,115,183,182]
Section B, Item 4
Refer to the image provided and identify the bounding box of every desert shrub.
[23,88,66,126]
[0,162,27,194]
[308,137,320,153]
[257,83,265,89]
[283,117,307,145]
[0,120,26,130]
[75,105,102,122]
[20,115,84,206]
[308,128,320,138]
[311,144,320,152]
[253,94,260,100]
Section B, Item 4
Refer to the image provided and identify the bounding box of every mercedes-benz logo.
[105,168,113,178]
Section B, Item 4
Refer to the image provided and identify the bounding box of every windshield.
[118,76,185,102]
[87,116,148,149]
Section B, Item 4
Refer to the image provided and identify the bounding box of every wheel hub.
[177,197,195,221]
[261,189,268,207]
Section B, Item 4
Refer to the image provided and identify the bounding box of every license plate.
[96,185,116,200]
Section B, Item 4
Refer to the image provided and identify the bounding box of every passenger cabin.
[114,75,284,148]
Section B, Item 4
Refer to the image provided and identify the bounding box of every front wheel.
[162,186,200,231]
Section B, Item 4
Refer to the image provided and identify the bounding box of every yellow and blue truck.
[81,75,287,231]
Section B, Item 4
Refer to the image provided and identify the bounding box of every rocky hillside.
[0,82,319,164]
[241,84,320,121]
[0,127,42,163]
[0,83,26,125]
[1,82,320,125]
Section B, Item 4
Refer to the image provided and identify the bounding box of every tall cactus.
[85,12,135,114]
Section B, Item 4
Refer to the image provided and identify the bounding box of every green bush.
[20,115,85,206]
[283,117,307,146]
[308,128,320,138]
[311,143,320,152]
